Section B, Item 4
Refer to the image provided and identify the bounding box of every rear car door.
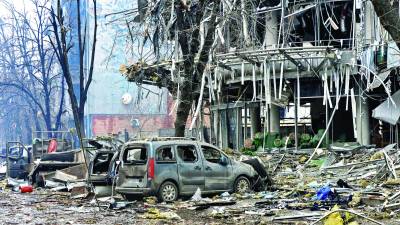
[176,144,205,194]
[200,145,232,191]
[89,150,115,185]
[117,144,148,188]
[154,145,179,185]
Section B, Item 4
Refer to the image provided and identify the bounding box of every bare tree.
[0,0,66,138]
[120,1,221,137]
[49,0,97,139]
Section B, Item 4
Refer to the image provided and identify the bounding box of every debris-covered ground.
[3,144,400,224]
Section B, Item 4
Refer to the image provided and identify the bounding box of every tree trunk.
[173,1,220,137]
[78,106,86,138]
[174,86,192,137]
[372,0,400,49]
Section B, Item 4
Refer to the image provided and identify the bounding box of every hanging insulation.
[207,72,216,102]
[241,61,245,85]
[297,68,300,109]
[170,82,180,116]
[350,88,357,139]
[272,61,277,99]
[335,69,340,110]
[217,25,225,45]
[189,69,207,131]
[264,59,271,105]
[171,59,176,82]
[252,65,257,101]
[278,61,284,99]
[345,66,350,110]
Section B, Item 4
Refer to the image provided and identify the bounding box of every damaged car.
[88,139,122,196]
[115,138,268,202]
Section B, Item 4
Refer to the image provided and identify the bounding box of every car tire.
[122,194,142,201]
[158,181,178,202]
[234,176,251,193]
[35,172,44,187]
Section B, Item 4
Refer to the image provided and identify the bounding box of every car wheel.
[158,181,178,202]
[234,176,251,193]
[35,172,44,187]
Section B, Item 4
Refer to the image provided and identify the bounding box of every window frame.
[201,145,229,164]
[123,146,148,165]
[176,144,199,163]
[155,145,176,163]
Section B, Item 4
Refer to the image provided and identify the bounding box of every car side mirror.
[220,156,228,166]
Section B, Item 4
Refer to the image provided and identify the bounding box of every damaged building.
[121,0,400,152]
[202,0,398,151]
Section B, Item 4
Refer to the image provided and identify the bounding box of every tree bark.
[174,0,220,137]
[372,0,400,49]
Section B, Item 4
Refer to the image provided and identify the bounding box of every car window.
[124,147,147,164]
[93,152,114,174]
[176,145,198,162]
[201,146,222,164]
[156,146,175,161]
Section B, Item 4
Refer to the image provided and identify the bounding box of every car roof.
[123,138,217,149]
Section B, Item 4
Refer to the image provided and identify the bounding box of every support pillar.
[250,105,262,138]
[356,97,370,145]
[220,110,228,149]
[264,11,278,47]
[269,105,280,133]
[236,107,243,149]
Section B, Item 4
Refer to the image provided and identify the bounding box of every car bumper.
[115,187,153,195]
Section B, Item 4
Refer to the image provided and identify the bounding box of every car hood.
[231,159,257,175]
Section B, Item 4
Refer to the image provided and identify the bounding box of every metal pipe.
[294,79,299,150]
[219,56,328,66]
[216,46,333,57]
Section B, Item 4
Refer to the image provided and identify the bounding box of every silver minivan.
[115,138,260,202]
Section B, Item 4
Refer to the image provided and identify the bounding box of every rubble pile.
[254,143,400,224]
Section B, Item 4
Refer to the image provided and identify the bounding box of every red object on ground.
[19,185,33,193]
[47,139,57,153]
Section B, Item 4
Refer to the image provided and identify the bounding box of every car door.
[117,144,148,189]
[176,144,205,194]
[200,145,233,192]
[89,150,115,185]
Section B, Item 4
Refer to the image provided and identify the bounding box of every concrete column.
[220,110,229,149]
[364,1,374,44]
[212,110,221,149]
[264,10,279,134]
[250,105,262,138]
[269,105,280,133]
[356,97,370,145]
[264,11,278,47]
[236,107,243,149]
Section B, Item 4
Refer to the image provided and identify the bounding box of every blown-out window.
[156,146,175,162]
[201,146,222,164]
[124,147,147,164]
[176,145,198,162]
